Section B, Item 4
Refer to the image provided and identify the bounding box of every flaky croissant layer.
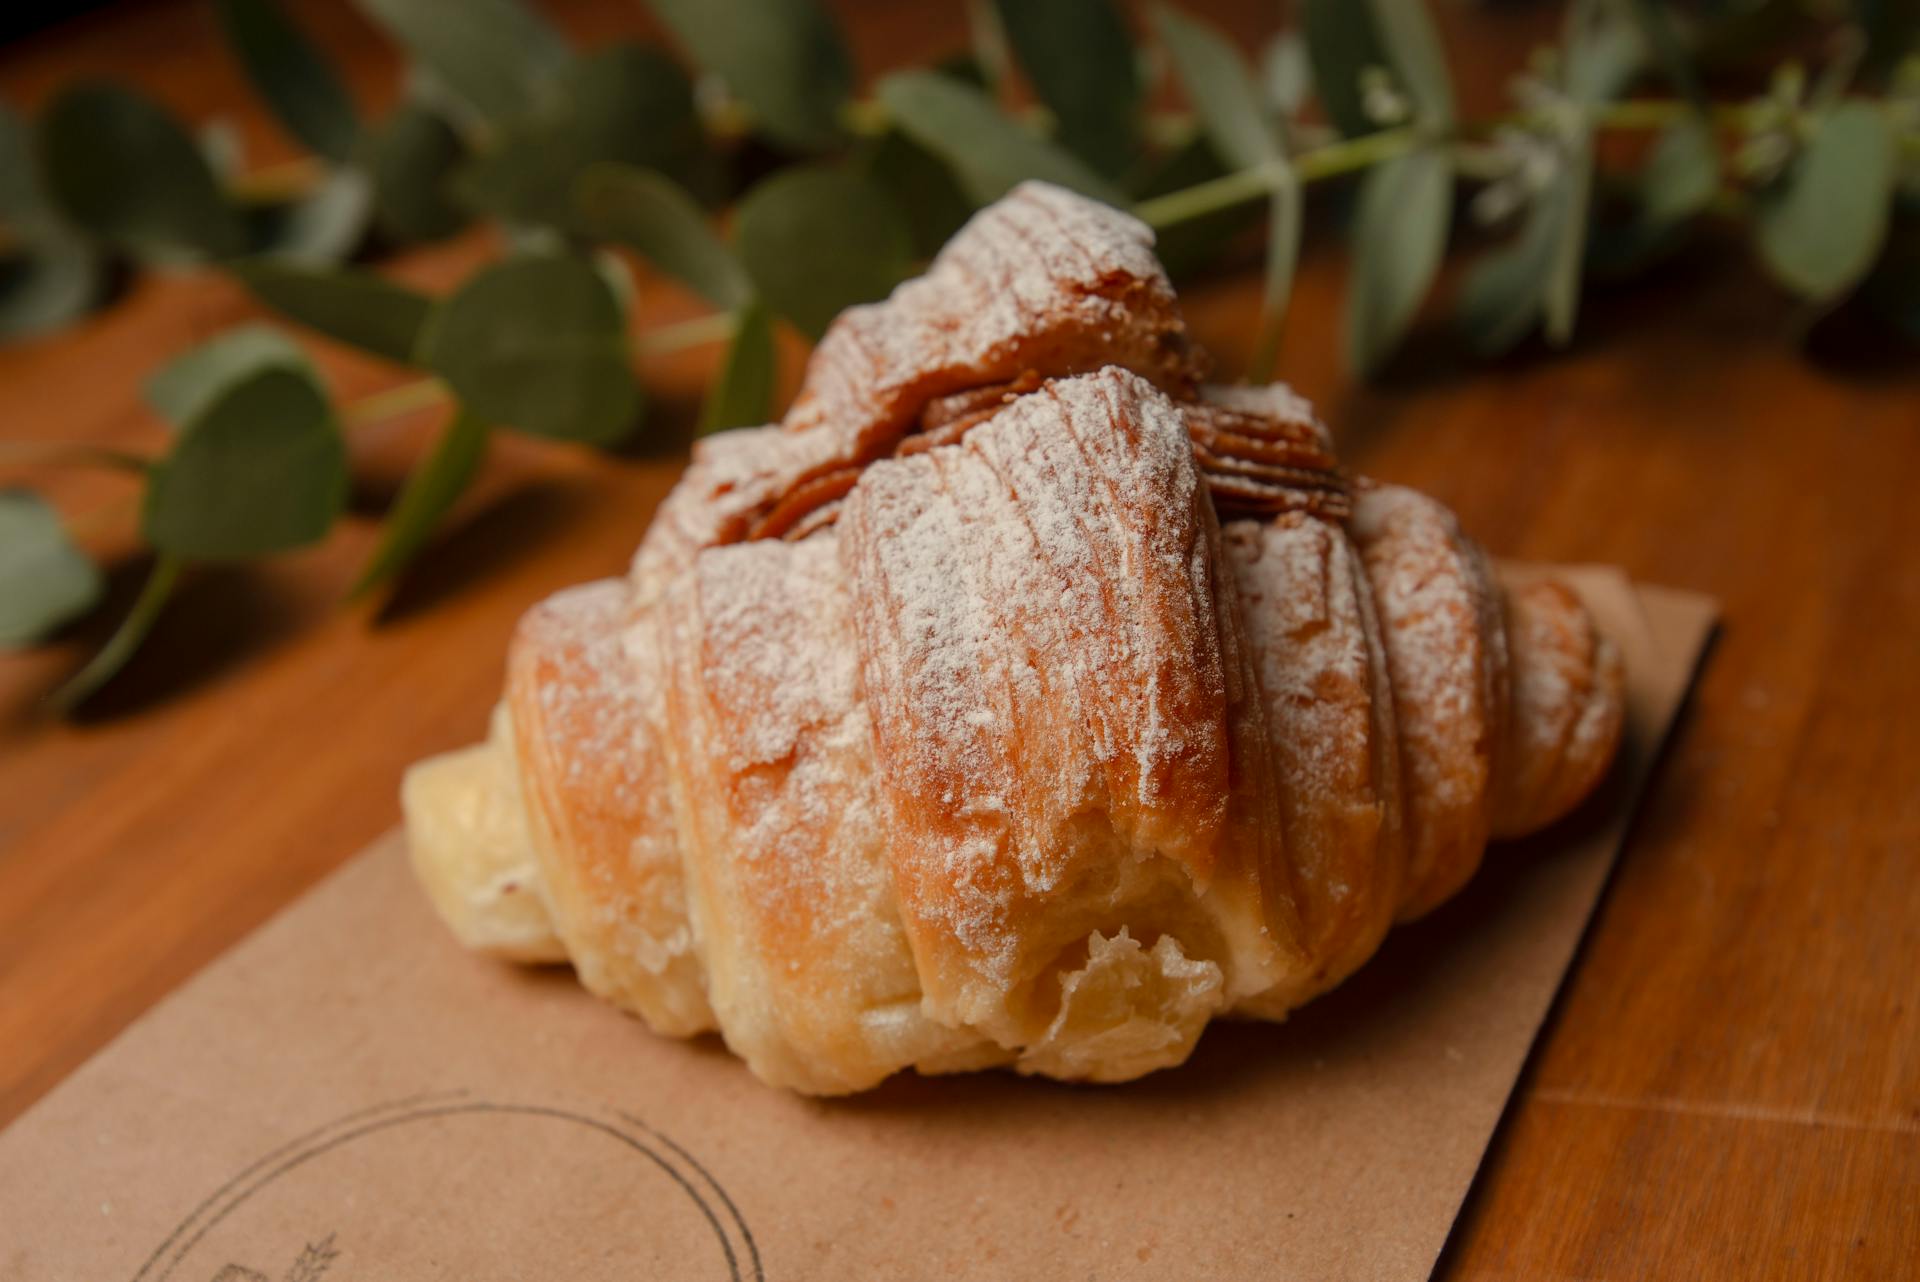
[404,184,1624,1095]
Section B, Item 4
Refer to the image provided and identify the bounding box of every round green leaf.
[0,232,103,339]
[143,365,348,560]
[351,409,489,597]
[1154,4,1283,173]
[575,165,750,309]
[993,0,1140,179]
[145,323,311,427]
[39,83,246,260]
[1346,146,1452,378]
[1251,174,1302,380]
[1367,0,1455,126]
[1757,103,1896,302]
[859,128,976,259]
[0,488,103,647]
[1642,118,1719,227]
[458,44,702,231]
[245,168,375,265]
[353,0,573,124]
[1458,173,1571,356]
[876,70,1123,207]
[360,100,470,244]
[214,0,360,162]
[418,254,640,444]
[736,168,913,340]
[232,261,434,365]
[700,304,778,435]
[1303,0,1389,138]
[1262,31,1313,117]
[646,0,852,153]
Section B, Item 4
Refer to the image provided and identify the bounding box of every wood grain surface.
[1,2,1914,1277]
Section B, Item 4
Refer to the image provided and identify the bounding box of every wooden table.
[3,2,1914,1275]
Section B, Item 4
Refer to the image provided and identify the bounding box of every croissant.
[403,182,1625,1095]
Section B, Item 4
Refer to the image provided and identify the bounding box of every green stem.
[1136,126,1423,228]
[633,310,738,358]
[1135,95,1816,231]
[343,377,451,428]
[48,551,182,712]
[227,155,326,206]
[0,441,150,472]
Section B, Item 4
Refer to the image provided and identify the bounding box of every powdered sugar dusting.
[1202,382,1333,453]
[1349,483,1504,904]
[783,182,1194,458]
[841,367,1229,986]
[522,580,646,803]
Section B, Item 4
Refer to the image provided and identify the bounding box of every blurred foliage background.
[1,0,1915,706]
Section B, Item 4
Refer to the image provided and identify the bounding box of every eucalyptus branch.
[5,0,1914,710]
[47,552,181,712]
[1138,93,1912,231]
[0,441,151,473]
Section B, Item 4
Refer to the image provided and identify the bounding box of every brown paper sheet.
[0,569,1715,1282]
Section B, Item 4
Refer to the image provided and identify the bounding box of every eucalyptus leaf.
[1642,117,1719,226]
[457,44,702,230]
[876,70,1124,206]
[145,323,310,426]
[0,488,103,647]
[359,99,469,244]
[1154,4,1283,172]
[1346,146,1451,377]
[418,254,640,444]
[1566,0,1646,107]
[39,83,246,260]
[735,167,912,340]
[198,119,246,185]
[233,260,433,364]
[1459,174,1570,356]
[1625,0,1702,103]
[1303,0,1389,138]
[0,105,103,337]
[860,129,976,259]
[143,365,348,560]
[573,165,751,309]
[0,104,48,221]
[1368,0,1455,125]
[700,304,777,435]
[992,0,1140,179]
[47,552,181,712]
[245,168,374,265]
[646,0,853,153]
[1757,102,1895,301]
[352,0,573,123]
[214,0,359,162]
[1544,141,1594,346]
[1262,31,1313,117]
[1585,117,1718,278]
[1251,173,1302,380]
[350,409,489,597]
[0,232,103,339]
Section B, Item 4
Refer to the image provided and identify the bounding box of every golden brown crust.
[657,538,978,1092]
[1350,483,1510,921]
[505,581,712,1034]
[404,183,1630,1095]
[840,369,1241,1047]
[1224,513,1405,1012]
[1491,578,1627,838]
